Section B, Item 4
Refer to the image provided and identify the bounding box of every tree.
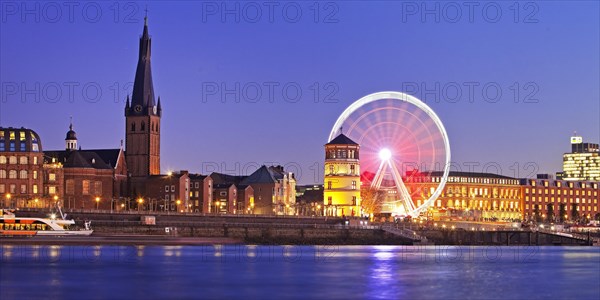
[594,213,600,221]
[559,203,567,223]
[571,203,579,222]
[360,187,384,218]
[546,204,554,223]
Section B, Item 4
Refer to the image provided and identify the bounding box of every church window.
[131,123,136,132]
[141,122,145,131]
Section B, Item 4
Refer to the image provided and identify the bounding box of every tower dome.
[65,121,78,151]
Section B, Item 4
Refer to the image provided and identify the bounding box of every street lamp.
[34,198,39,208]
[176,200,181,213]
[138,198,144,212]
[95,197,100,210]
[5,193,11,208]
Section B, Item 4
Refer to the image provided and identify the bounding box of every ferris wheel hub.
[379,148,392,161]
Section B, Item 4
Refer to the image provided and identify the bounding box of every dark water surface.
[1,245,599,299]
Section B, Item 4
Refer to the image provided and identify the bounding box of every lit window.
[0,156,5,164]
[9,170,17,179]
[49,173,56,181]
[82,180,90,195]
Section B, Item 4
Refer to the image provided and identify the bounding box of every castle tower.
[324,133,361,217]
[65,120,77,151]
[125,15,161,181]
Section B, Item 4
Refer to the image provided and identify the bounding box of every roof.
[188,173,209,180]
[44,149,121,170]
[65,123,77,140]
[240,165,294,184]
[214,183,235,189]
[241,166,277,184]
[210,172,246,185]
[424,171,516,180]
[326,134,358,146]
[0,127,43,153]
[127,19,159,116]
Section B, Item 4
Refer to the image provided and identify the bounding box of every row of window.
[0,156,39,165]
[525,188,597,196]
[525,196,598,204]
[0,183,39,194]
[529,180,598,189]
[130,121,159,133]
[327,164,357,175]
[0,170,39,180]
[326,181,358,190]
[524,204,598,212]
[326,149,358,160]
[0,131,40,152]
[65,180,102,195]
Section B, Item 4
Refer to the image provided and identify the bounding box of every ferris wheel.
[328,91,451,218]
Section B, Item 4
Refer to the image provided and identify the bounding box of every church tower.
[125,15,161,180]
[324,133,361,217]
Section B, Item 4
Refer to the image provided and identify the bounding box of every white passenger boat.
[0,208,93,237]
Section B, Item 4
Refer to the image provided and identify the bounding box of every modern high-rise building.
[561,135,600,181]
[125,16,162,196]
[323,134,361,217]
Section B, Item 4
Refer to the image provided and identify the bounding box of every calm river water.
[1,245,599,299]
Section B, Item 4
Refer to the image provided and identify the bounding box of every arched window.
[19,156,27,165]
[141,122,145,131]
[0,156,6,164]
[131,123,136,132]
[9,170,17,179]
[19,170,27,179]
[9,156,17,164]
[0,170,6,178]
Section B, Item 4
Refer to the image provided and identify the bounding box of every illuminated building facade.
[0,127,44,208]
[561,135,600,181]
[405,171,522,221]
[43,123,128,210]
[324,134,361,217]
[521,177,599,222]
[240,165,295,215]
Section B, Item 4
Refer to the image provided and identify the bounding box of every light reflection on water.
[0,245,598,299]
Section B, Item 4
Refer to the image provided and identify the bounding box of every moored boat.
[0,209,93,237]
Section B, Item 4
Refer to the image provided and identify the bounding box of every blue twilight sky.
[0,1,598,184]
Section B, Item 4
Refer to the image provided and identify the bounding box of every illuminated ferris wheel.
[328,91,451,218]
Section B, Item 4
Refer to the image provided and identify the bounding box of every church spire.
[127,10,156,116]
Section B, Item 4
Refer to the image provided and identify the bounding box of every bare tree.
[361,187,384,217]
